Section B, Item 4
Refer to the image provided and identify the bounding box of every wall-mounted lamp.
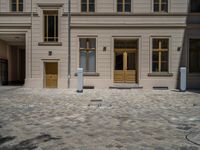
[177,47,182,51]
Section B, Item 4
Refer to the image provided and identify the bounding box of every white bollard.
[180,67,186,92]
[77,68,83,93]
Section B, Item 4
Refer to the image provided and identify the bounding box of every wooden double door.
[44,62,58,88]
[114,49,137,83]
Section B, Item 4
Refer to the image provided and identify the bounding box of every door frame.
[112,37,140,84]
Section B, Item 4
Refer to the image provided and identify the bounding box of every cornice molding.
[0,12,38,16]
[0,23,31,29]
[62,12,192,17]
[71,23,187,29]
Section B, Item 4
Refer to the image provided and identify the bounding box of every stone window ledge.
[74,72,100,76]
[38,42,62,46]
[148,72,173,77]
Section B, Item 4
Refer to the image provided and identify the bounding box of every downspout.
[68,0,71,88]
[30,0,33,78]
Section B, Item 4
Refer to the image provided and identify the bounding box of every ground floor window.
[79,38,96,72]
[152,38,169,72]
[189,39,200,73]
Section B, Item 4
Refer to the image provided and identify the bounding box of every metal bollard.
[180,67,186,92]
[77,68,83,93]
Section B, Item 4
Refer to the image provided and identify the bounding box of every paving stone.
[0,87,200,149]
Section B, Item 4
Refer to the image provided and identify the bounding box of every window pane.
[118,0,123,3]
[44,16,47,41]
[89,0,95,4]
[80,39,87,48]
[117,4,123,12]
[153,62,159,72]
[161,51,168,61]
[82,0,87,3]
[153,51,159,61]
[81,4,87,12]
[19,4,23,11]
[191,0,200,12]
[125,4,131,12]
[161,62,168,72]
[127,53,135,70]
[89,4,95,12]
[56,16,58,40]
[88,51,96,72]
[161,4,168,12]
[12,4,17,11]
[80,51,87,71]
[125,0,131,3]
[162,0,168,3]
[48,16,55,38]
[115,53,123,70]
[154,4,159,12]
[89,39,96,48]
[153,39,159,49]
[161,39,169,49]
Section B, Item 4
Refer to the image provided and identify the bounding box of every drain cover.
[186,132,200,145]
[90,99,103,102]
[88,99,112,108]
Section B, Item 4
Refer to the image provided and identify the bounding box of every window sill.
[38,42,62,46]
[153,12,168,14]
[148,72,173,77]
[74,72,100,76]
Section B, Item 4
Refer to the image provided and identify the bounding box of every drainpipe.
[68,0,71,88]
[30,0,33,78]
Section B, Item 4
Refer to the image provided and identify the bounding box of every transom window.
[79,38,96,72]
[81,0,95,12]
[44,10,58,42]
[11,0,23,12]
[152,39,169,72]
[153,0,168,13]
[117,0,131,13]
[189,39,200,73]
[190,0,200,13]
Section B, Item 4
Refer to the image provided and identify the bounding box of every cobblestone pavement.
[0,87,200,150]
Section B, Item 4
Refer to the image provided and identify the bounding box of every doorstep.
[109,83,143,89]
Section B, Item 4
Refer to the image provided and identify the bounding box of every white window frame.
[151,0,170,13]
[149,36,172,74]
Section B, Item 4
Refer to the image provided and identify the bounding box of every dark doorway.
[0,59,8,85]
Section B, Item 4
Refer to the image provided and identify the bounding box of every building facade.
[0,0,200,89]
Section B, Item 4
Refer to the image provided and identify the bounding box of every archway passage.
[0,34,25,86]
